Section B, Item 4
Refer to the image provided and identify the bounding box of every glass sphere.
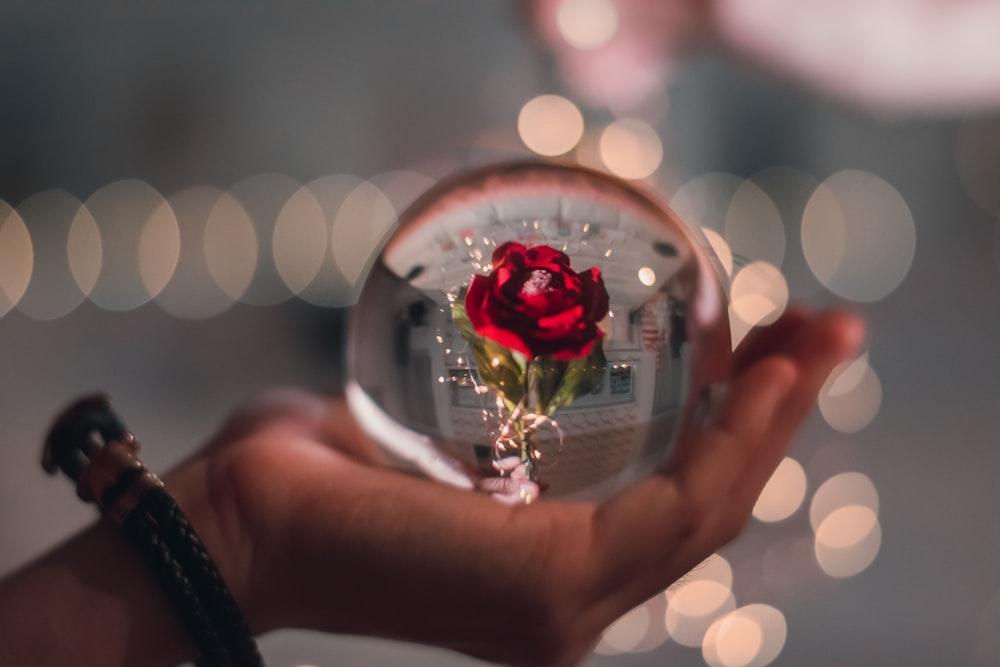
[347,161,730,503]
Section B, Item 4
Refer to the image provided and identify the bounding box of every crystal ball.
[347,161,731,503]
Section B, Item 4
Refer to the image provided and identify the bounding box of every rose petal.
[492,241,526,266]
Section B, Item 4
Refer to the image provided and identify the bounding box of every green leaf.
[525,359,568,414]
[451,301,526,407]
[450,301,607,416]
[539,343,607,415]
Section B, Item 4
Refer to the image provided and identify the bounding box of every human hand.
[164,308,863,667]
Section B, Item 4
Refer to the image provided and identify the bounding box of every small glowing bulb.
[638,266,656,286]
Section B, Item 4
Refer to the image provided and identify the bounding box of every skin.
[0,308,863,667]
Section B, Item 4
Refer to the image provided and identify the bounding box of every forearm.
[0,520,196,667]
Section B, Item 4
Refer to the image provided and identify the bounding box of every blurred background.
[1,1,999,665]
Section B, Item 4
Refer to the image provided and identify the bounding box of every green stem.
[521,363,541,482]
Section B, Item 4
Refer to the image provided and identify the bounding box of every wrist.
[0,520,196,667]
[33,393,266,665]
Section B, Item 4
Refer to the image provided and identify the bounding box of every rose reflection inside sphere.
[347,161,730,503]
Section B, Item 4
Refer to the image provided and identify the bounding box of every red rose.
[464,242,609,360]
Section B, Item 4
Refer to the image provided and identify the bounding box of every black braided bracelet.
[42,394,265,667]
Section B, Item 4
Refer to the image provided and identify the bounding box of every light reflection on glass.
[638,266,656,286]
[0,201,32,317]
[701,228,733,278]
[517,94,585,156]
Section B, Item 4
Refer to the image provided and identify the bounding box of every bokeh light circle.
[599,118,663,180]
[703,604,788,667]
[594,594,670,656]
[597,603,651,654]
[0,201,32,317]
[815,504,879,550]
[15,190,91,320]
[753,456,807,523]
[818,354,883,433]
[730,261,788,327]
[809,472,879,533]
[701,228,734,278]
[814,505,882,578]
[556,0,619,50]
[665,555,736,647]
[517,94,585,157]
[802,170,915,302]
[204,190,259,302]
[293,174,365,306]
[331,179,397,302]
[84,179,174,310]
[227,173,301,306]
[273,185,328,297]
[724,179,785,268]
[369,170,436,216]
[749,166,823,299]
[67,204,102,299]
[670,173,745,234]
[154,187,250,319]
[138,199,181,301]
